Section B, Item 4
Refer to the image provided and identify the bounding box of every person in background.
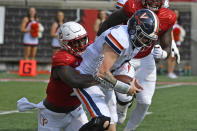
[93,10,108,37]
[50,11,65,54]
[167,9,186,79]
[20,7,40,60]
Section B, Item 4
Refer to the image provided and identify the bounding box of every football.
[114,75,133,84]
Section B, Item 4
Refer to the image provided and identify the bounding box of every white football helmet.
[58,21,89,56]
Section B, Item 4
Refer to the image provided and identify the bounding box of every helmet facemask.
[61,34,89,56]
[129,25,157,51]
[145,0,163,11]
[128,9,160,52]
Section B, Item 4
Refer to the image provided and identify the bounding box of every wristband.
[114,80,131,94]
[162,50,167,59]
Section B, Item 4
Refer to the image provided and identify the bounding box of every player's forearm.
[97,71,132,94]
[74,74,99,88]
[98,71,117,86]
[55,66,99,89]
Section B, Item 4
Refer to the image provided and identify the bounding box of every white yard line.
[156,83,183,89]
[0,110,32,115]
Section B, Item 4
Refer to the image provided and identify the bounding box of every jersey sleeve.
[167,9,177,29]
[52,51,74,67]
[158,8,177,34]
[123,0,136,17]
[104,26,129,55]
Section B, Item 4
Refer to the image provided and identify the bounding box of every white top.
[23,20,39,45]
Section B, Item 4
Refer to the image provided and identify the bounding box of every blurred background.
[0,0,196,75]
[0,0,197,75]
[0,0,197,131]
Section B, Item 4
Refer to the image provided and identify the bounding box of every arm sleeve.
[167,9,177,29]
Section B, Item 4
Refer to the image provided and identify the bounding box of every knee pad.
[79,116,111,131]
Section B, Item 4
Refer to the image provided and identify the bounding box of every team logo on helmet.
[128,9,160,51]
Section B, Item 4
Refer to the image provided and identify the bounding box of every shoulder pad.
[52,50,76,67]
[158,8,177,29]
[105,25,130,55]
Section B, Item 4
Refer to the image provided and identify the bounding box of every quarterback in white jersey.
[72,9,160,131]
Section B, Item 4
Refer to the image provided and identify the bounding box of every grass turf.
[0,73,197,131]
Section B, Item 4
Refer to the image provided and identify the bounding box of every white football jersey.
[76,25,133,76]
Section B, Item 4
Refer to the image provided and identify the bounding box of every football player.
[97,0,179,131]
[67,9,159,131]
[37,22,94,131]
[18,21,98,131]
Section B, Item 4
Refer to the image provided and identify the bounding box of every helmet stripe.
[149,10,160,35]
[155,14,160,34]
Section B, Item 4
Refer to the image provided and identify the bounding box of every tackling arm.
[52,66,99,88]
[97,9,128,36]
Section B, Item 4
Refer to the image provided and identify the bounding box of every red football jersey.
[123,0,176,36]
[46,49,82,108]
[122,0,176,58]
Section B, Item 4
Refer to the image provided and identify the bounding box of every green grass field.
[0,73,197,131]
